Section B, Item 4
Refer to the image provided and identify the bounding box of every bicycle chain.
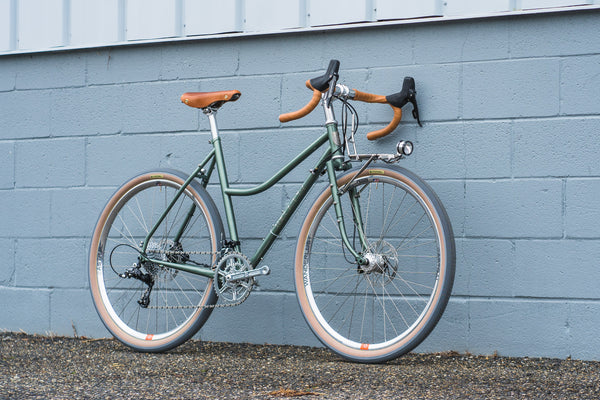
[145,249,252,310]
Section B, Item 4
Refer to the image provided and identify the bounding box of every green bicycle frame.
[141,109,367,278]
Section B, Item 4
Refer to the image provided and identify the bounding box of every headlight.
[397,140,413,156]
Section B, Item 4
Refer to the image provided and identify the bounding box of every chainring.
[214,252,254,305]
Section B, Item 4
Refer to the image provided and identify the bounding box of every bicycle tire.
[89,169,224,352]
[295,165,455,363]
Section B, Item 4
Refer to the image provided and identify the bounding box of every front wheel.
[89,170,224,352]
[295,165,455,363]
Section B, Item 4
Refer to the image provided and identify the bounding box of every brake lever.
[386,77,423,127]
[409,91,422,127]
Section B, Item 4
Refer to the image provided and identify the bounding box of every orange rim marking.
[360,343,369,350]
[145,334,154,341]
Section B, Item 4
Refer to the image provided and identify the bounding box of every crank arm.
[226,266,271,282]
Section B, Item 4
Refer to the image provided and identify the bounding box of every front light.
[397,140,413,156]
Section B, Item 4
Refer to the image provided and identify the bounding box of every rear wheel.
[295,165,455,363]
[89,170,223,352]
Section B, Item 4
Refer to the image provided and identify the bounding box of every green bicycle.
[89,60,455,363]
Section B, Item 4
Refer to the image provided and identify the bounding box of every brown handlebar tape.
[279,81,322,123]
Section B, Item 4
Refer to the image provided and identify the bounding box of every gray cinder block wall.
[1,9,600,359]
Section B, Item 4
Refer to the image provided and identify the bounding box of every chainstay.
[145,249,253,309]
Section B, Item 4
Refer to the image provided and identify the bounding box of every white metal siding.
[2,0,600,54]
[445,0,513,15]
[126,0,179,41]
[0,0,11,51]
[244,0,304,32]
[184,0,241,35]
[376,0,443,20]
[70,0,120,46]
[521,0,593,8]
[309,0,373,27]
[17,0,64,50]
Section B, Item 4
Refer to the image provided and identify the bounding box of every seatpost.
[204,108,220,140]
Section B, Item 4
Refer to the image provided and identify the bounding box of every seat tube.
[207,110,240,246]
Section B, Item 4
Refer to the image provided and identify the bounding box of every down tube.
[250,150,332,267]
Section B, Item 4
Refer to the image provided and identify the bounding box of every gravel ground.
[1,332,599,399]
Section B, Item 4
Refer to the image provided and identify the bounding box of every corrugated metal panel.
[245,0,304,31]
[309,0,373,26]
[126,0,179,41]
[376,0,443,20]
[70,0,120,46]
[17,0,64,50]
[185,0,241,35]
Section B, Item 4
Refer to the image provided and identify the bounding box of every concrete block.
[237,128,326,184]
[0,287,51,333]
[569,301,600,360]
[50,289,109,338]
[87,48,162,85]
[15,239,87,289]
[238,35,324,76]
[414,18,510,63]
[0,90,52,139]
[15,53,86,90]
[514,239,600,299]
[200,291,284,344]
[565,179,600,238]
[240,238,296,292]
[15,138,85,188]
[49,85,125,136]
[319,29,414,70]
[200,291,320,347]
[457,238,515,297]
[0,142,14,188]
[513,118,600,178]
[468,299,570,358]
[0,239,15,284]
[464,179,563,238]
[510,11,600,59]
[161,41,240,80]
[464,121,512,179]
[462,59,559,119]
[230,184,287,239]
[368,64,461,123]
[427,180,466,237]
[119,81,198,134]
[50,187,116,237]
[0,189,51,237]
[561,55,600,115]
[0,61,16,91]
[414,122,465,180]
[197,75,281,130]
[86,132,216,186]
[416,298,469,354]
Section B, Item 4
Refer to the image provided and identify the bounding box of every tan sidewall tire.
[294,166,454,362]
[89,171,221,351]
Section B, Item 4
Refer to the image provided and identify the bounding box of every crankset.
[214,252,270,306]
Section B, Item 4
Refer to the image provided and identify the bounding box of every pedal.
[226,265,270,283]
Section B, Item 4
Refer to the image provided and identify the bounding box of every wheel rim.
[94,178,217,342]
[301,174,445,352]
